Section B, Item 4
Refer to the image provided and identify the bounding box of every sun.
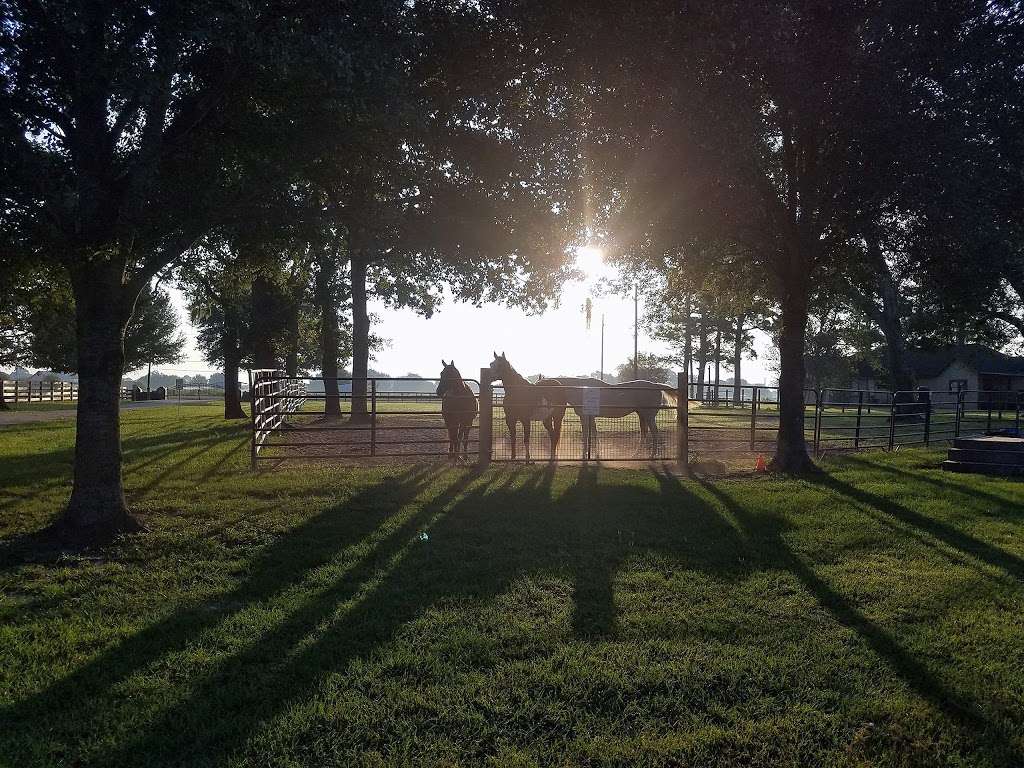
[574,245,605,278]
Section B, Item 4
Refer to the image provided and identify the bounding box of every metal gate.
[249,370,479,466]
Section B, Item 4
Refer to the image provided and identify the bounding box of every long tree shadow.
[839,453,1024,512]
[809,471,1024,582]
[691,475,1023,765]
[0,423,249,523]
[0,464,458,752]
[39,465,748,766]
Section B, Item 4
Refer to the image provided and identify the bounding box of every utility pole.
[600,314,605,380]
[633,282,639,380]
[146,361,152,394]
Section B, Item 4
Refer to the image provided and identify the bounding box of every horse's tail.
[659,385,678,406]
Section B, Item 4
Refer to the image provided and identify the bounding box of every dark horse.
[437,360,478,462]
[486,352,567,461]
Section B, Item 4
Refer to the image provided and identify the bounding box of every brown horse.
[540,375,679,458]
[437,360,478,462]
[486,352,566,461]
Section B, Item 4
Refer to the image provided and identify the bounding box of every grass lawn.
[1,406,1023,766]
[0,401,81,412]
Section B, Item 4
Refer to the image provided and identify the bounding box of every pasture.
[2,406,1024,766]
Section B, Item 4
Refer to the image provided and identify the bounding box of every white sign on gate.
[581,387,601,416]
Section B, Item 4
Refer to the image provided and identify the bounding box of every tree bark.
[222,303,246,419]
[733,314,745,406]
[251,273,277,369]
[866,238,914,392]
[316,249,342,417]
[285,302,299,378]
[59,268,141,542]
[713,325,722,404]
[695,329,707,401]
[683,294,692,400]
[772,280,815,472]
[350,248,370,423]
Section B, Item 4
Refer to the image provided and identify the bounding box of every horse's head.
[436,360,463,396]
[486,351,513,383]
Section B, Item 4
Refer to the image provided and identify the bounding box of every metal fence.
[248,370,479,466]
[249,368,1023,468]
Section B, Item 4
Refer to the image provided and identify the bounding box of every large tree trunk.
[59,268,141,542]
[867,239,914,392]
[683,295,692,400]
[733,313,745,406]
[316,250,342,417]
[695,330,707,401]
[251,273,277,369]
[222,304,246,420]
[350,249,370,423]
[713,325,722,404]
[285,302,299,378]
[772,276,815,473]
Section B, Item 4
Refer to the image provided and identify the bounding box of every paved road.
[0,398,221,426]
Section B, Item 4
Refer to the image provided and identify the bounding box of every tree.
[615,353,671,385]
[502,0,1022,470]
[0,2,385,540]
[181,239,252,420]
[23,276,184,374]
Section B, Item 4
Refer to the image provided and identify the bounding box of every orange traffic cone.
[754,454,768,473]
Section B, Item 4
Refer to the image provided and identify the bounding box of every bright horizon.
[138,253,776,386]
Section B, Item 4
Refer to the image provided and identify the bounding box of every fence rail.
[247,369,1023,469]
[248,371,479,466]
[1,380,79,403]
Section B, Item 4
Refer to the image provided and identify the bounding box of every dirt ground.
[257,411,764,475]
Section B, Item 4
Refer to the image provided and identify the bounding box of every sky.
[142,254,776,385]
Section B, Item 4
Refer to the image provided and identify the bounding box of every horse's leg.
[648,415,660,459]
[506,414,517,461]
[523,419,532,463]
[542,415,555,461]
[461,422,470,461]
[636,412,648,457]
[554,409,565,460]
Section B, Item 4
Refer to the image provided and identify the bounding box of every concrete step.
[952,436,1024,452]
[947,448,1024,465]
[941,460,1024,477]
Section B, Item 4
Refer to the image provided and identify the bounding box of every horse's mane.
[498,360,531,387]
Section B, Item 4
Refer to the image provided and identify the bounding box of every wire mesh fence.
[490,385,679,462]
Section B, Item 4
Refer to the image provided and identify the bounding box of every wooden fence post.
[370,379,377,457]
[749,386,758,452]
[888,394,897,451]
[923,398,932,447]
[677,371,689,476]
[248,369,258,470]
[855,390,863,449]
[813,390,822,456]
[478,370,492,468]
